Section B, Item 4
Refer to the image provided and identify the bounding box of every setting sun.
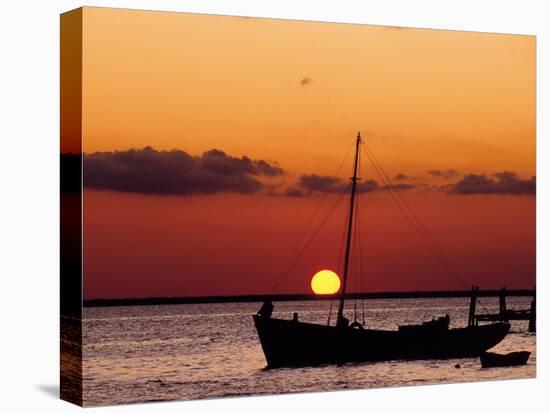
[311,270,341,295]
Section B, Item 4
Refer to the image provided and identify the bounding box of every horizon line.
[82,288,536,307]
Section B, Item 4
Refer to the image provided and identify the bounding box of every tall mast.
[336,132,362,327]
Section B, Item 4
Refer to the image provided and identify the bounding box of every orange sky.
[81,7,535,176]
[69,7,536,299]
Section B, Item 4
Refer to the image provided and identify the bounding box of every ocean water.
[82,297,536,406]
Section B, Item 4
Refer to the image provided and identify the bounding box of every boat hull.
[253,315,510,368]
[480,351,530,368]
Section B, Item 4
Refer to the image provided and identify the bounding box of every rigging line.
[368,160,465,289]
[364,145,470,285]
[361,147,465,288]
[271,191,345,294]
[356,178,366,325]
[363,145,476,289]
[327,299,334,326]
[332,191,351,325]
[356,190,362,320]
[358,146,367,325]
[353,145,364,321]
[353,186,361,322]
[270,140,356,295]
[337,184,351,272]
[362,145,490,314]
[329,191,349,324]
[361,145,462,282]
[351,149,362,322]
[337,208,349,271]
[351,196,357,320]
[270,191,348,294]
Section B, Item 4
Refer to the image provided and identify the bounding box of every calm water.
[82,297,536,406]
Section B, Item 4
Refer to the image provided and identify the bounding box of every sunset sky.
[74,7,535,299]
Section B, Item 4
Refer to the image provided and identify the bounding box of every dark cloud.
[300,77,313,86]
[285,186,307,197]
[360,180,380,192]
[201,149,283,176]
[255,159,284,176]
[385,183,416,191]
[298,174,348,193]
[428,169,458,179]
[288,174,391,196]
[84,147,284,196]
[395,173,410,180]
[285,169,533,197]
[449,171,535,195]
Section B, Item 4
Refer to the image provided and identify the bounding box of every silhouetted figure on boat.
[336,315,349,328]
[427,314,450,329]
[424,314,450,331]
[257,299,273,319]
[398,313,450,334]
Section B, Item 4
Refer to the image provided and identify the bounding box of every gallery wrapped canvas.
[60,7,536,407]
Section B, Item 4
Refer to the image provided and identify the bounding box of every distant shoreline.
[83,289,535,307]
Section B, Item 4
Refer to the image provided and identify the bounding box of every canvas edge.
[60,7,84,407]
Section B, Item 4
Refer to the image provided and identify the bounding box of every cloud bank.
[448,171,535,195]
[83,147,534,198]
[84,147,283,196]
[285,174,412,196]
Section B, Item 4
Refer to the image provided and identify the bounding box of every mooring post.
[468,285,477,327]
[499,287,507,321]
[475,286,479,325]
[528,290,536,333]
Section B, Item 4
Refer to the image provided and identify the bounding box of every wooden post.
[528,290,536,333]
[475,286,479,325]
[468,285,477,327]
[499,287,507,321]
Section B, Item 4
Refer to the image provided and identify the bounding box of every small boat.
[480,351,531,368]
[254,132,510,369]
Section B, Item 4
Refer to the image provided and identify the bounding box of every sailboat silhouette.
[253,132,509,368]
